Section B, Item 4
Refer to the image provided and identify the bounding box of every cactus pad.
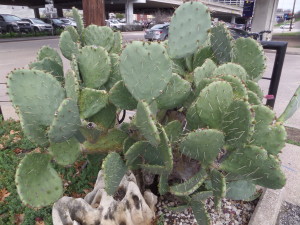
[156,73,191,109]
[102,152,127,195]
[79,88,108,119]
[217,75,247,100]
[37,46,63,66]
[186,103,206,130]
[15,153,63,207]
[65,26,79,42]
[164,120,182,144]
[193,59,217,87]
[211,22,233,64]
[211,169,226,210]
[72,7,84,35]
[168,2,211,58]
[105,53,122,89]
[179,129,224,166]
[89,104,117,130]
[191,200,211,225]
[246,80,264,100]
[77,46,111,89]
[120,41,172,102]
[49,137,81,166]
[48,98,81,143]
[159,173,169,195]
[110,31,122,54]
[109,81,138,110]
[196,81,233,129]
[213,63,247,81]
[59,31,79,60]
[278,85,300,122]
[83,25,114,51]
[220,145,286,189]
[247,91,261,105]
[232,37,266,81]
[191,191,213,202]
[136,101,160,146]
[65,70,80,102]
[226,180,256,201]
[193,46,215,70]
[170,169,207,196]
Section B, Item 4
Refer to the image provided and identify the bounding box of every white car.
[107,20,124,30]
[280,24,294,29]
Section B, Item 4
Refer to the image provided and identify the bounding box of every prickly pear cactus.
[6,4,300,225]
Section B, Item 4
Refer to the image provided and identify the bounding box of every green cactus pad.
[89,103,117,130]
[193,46,215,70]
[220,145,286,189]
[170,168,207,196]
[196,81,234,129]
[164,120,182,144]
[191,200,211,225]
[123,137,136,154]
[15,153,63,207]
[252,104,275,129]
[102,152,127,195]
[109,81,138,110]
[247,91,261,105]
[48,98,81,143]
[84,128,128,153]
[222,100,253,149]
[191,191,213,202]
[232,37,266,81]
[83,25,114,51]
[110,31,122,54]
[120,41,172,102]
[7,69,65,145]
[278,85,300,122]
[171,58,187,76]
[226,180,256,201]
[59,31,79,60]
[71,54,81,81]
[105,53,122,89]
[168,205,190,212]
[65,70,80,102]
[64,25,79,42]
[179,129,224,166]
[246,80,264,100]
[186,103,206,130]
[37,46,63,66]
[29,58,64,82]
[156,73,191,109]
[193,59,217,87]
[217,75,248,100]
[77,46,111,89]
[79,88,108,119]
[211,22,233,64]
[78,121,102,143]
[159,173,169,195]
[211,169,226,210]
[168,2,211,58]
[49,137,81,166]
[136,100,160,146]
[72,7,84,35]
[213,63,247,81]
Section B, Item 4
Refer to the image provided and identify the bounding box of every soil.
[276,201,300,225]
[285,126,300,143]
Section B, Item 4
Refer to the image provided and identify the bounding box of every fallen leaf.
[0,144,4,150]
[35,217,45,225]
[0,188,11,202]
[15,214,24,225]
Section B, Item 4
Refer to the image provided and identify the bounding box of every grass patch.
[0,119,101,225]
[286,139,300,147]
[273,32,300,36]
[0,30,63,39]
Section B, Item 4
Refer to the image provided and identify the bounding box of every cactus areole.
[7,4,300,225]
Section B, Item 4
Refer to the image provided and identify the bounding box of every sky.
[278,0,300,12]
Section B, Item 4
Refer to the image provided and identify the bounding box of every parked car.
[41,18,66,30]
[144,23,169,41]
[228,28,258,40]
[106,19,124,30]
[280,24,294,29]
[22,18,53,33]
[59,18,77,28]
[0,14,32,33]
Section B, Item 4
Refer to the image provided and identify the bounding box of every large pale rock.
[53,171,157,225]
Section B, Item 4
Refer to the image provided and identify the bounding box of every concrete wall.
[0,5,34,17]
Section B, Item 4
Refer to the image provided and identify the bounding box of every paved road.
[0,32,299,128]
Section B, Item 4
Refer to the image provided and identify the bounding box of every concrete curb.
[0,36,59,43]
[248,188,284,225]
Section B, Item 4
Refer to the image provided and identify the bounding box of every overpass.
[0,0,242,23]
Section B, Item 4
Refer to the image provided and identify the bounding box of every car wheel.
[34,27,40,33]
[7,26,14,33]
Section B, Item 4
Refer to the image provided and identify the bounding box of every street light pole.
[289,0,296,31]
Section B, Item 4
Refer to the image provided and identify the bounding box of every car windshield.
[52,19,64,24]
[2,15,21,22]
[31,18,46,24]
[151,24,167,30]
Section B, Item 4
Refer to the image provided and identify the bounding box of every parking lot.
[0,32,299,129]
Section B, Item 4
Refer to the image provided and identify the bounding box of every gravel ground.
[156,195,257,225]
[276,201,300,225]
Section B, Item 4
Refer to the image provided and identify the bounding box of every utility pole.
[289,0,296,31]
[82,0,106,26]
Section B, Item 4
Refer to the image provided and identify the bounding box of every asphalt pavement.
[0,31,299,128]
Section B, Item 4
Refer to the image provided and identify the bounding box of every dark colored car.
[0,14,32,33]
[228,28,259,40]
[144,23,169,41]
[41,18,66,30]
[22,18,53,33]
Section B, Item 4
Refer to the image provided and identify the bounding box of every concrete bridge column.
[57,8,63,17]
[125,0,134,24]
[251,0,279,40]
[231,15,236,24]
[34,8,40,18]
